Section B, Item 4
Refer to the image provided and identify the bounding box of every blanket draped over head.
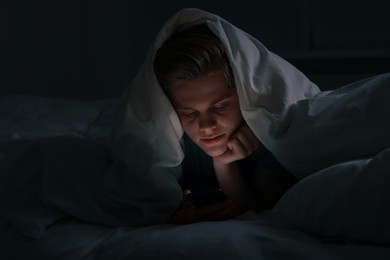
[1,8,390,241]
[107,8,390,225]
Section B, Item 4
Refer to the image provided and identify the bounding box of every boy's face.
[170,70,244,157]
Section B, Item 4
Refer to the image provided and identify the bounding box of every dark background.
[1,0,389,100]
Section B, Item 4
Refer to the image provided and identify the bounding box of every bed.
[1,86,390,259]
[1,7,390,260]
[0,93,390,259]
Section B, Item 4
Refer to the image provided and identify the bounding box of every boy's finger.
[234,132,253,155]
[228,137,249,158]
[195,199,232,219]
[182,189,194,208]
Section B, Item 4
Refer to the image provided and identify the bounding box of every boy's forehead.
[173,89,237,109]
[170,70,238,106]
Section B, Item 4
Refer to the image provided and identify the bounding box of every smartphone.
[186,188,227,208]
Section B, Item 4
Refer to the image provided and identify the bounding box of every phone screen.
[186,188,227,208]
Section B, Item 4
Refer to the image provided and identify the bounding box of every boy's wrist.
[212,157,237,172]
[213,158,237,180]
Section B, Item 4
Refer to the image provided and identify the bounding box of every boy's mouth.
[200,134,225,145]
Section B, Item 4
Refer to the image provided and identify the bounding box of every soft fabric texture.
[0,95,116,145]
[273,147,390,245]
[0,137,114,239]
[110,8,390,226]
[4,212,390,260]
[1,8,390,240]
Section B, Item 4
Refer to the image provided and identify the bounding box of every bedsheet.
[1,212,390,260]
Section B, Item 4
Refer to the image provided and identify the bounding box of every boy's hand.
[170,189,240,224]
[215,123,259,165]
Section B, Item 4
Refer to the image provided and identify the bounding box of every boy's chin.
[202,146,228,158]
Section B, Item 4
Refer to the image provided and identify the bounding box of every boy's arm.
[212,123,264,214]
[170,164,294,224]
[213,160,258,214]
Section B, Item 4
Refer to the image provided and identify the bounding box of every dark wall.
[1,0,131,99]
[1,0,389,99]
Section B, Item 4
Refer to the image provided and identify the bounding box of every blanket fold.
[1,8,389,234]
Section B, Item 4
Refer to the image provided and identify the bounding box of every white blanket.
[109,8,390,226]
[1,9,389,245]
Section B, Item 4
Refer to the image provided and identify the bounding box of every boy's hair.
[154,24,234,95]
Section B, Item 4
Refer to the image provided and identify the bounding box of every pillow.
[86,99,118,143]
[0,136,114,239]
[272,147,390,245]
[0,95,116,144]
[0,139,67,239]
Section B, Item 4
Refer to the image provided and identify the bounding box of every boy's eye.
[182,111,197,117]
[213,104,227,111]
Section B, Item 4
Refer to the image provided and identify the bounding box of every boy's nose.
[198,114,217,131]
